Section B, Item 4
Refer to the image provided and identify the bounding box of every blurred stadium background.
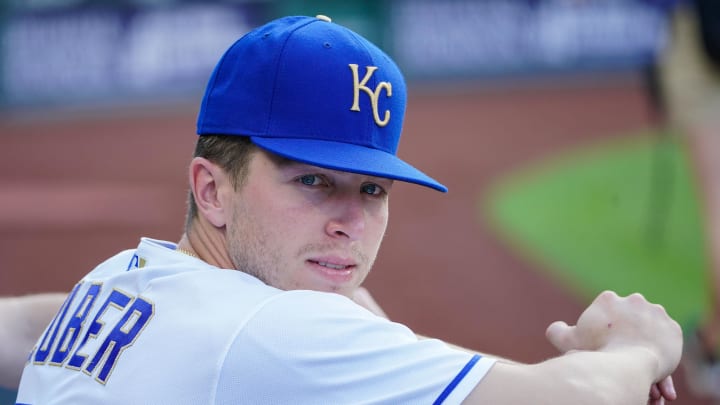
[1,0,715,403]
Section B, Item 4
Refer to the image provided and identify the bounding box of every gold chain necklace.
[176,247,199,259]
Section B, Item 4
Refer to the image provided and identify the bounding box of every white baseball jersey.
[16,238,495,404]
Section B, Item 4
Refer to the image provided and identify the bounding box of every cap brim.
[251,137,447,193]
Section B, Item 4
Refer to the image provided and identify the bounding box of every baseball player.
[14,15,681,404]
[655,0,720,397]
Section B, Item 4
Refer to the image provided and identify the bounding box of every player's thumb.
[545,321,578,353]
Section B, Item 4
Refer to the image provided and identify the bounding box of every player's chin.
[315,279,361,298]
[302,270,363,297]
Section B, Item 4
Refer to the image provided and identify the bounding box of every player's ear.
[189,157,229,228]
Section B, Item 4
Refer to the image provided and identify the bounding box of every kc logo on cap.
[349,64,392,127]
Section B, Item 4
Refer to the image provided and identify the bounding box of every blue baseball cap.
[197,15,447,192]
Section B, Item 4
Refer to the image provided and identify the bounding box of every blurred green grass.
[484,132,710,328]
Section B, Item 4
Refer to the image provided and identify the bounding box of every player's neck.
[180,219,235,270]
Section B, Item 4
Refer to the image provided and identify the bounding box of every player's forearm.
[0,293,66,388]
[465,346,658,404]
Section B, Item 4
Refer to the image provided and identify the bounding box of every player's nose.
[325,196,366,241]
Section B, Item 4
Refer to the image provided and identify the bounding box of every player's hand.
[545,291,682,402]
[352,287,388,319]
[648,375,676,404]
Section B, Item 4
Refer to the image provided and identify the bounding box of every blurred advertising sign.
[390,0,675,80]
[0,2,271,108]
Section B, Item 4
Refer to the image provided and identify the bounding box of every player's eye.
[297,174,326,187]
[361,183,384,196]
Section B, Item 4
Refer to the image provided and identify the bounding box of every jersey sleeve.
[214,290,495,405]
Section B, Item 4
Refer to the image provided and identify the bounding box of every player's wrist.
[603,343,663,380]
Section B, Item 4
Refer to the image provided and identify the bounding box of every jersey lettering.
[33,283,81,364]
[67,289,130,370]
[29,281,155,385]
[85,296,154,384]
[49,283,101,366]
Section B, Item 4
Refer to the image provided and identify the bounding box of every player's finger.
[545,321,577,353]
[650,383,661,400]
[657,376,677,401]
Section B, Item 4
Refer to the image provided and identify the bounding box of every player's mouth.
[306,258,357,282]
[314,261,351,270]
